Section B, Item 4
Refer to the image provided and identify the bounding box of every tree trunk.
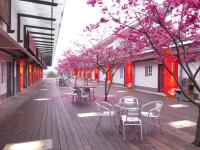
[104,75,108,101]
[192,107,200,146]
[75,77,77,86]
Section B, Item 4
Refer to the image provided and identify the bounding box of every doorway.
[158,64,164,92]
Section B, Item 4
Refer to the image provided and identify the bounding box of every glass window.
[145,65,152,77]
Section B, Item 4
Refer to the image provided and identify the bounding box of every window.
[145,66,152,77]
[120,66,124,79]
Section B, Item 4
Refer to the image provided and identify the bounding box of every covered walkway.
[0,78,199,150]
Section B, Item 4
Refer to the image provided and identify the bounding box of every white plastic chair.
[119,96,139,106]
[141,101,163,133]
[120,107,143,142]
[95,101,116,131]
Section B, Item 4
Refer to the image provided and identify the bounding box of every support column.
[19,60,24,94]
[125,62,133,88]
[28,64,32,86]
[164,55,178,96]
[33,66,36,83]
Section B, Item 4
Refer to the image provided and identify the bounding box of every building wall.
[134,60,159,92]
[91,69,95,80]
[0,1,25,46]
[0,51,14,101]
[180,61,200,92]
[99,70,106,82]
[112,66,124,85]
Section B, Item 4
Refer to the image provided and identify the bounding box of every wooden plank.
[51,100,61,150]
[55,103,68,150]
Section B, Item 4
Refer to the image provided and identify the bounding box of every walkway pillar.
[33,66,36,83]
[28,64,32,86]
[19,60,24,94]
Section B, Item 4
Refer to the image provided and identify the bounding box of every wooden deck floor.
[0,78,199,150]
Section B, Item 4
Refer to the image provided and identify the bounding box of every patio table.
[113,103,141,122]
[113,103,141,134]
[72,85,96,100]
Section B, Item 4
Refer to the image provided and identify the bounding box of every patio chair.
[119,96,139,106]
[95,101,116,131]
[120,107,143,142]
[141,101,163,134]
[80,88,90,103]
[72,87,82,103]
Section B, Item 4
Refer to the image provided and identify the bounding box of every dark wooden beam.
[37,46,53,48]
[19,13,56,21]
[35,40,54,44]
[26,25,55,31]
[32,36,54,40]
[39,51,53,52]
[36,43,53,46]
[30,31,54,36]
[17,13,56,42]
[37,48,53,50]
[20,0,58,6]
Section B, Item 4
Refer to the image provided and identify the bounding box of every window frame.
[145,65,152,77]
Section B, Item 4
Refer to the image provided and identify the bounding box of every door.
[158,64,164,92]
[6,62,12,97]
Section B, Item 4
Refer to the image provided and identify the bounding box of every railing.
[0,0,11,25]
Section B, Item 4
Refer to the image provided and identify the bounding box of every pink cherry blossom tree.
[85,34,133,101]
[87,0,200,146]
[57,49,81,86]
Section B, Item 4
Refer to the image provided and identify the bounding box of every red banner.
[125,62,133,88]
[164,55,178,96]
[94,66,99,81]
[106,64,111,84]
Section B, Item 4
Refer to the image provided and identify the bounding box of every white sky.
[52,0,102,68]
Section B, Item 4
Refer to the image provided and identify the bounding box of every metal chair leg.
[152,118,156,132]
[140,125,143,142]
[113,117,117,128]
[96,116,102,131]
[122,125,126,142]
[158,118,163,134]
